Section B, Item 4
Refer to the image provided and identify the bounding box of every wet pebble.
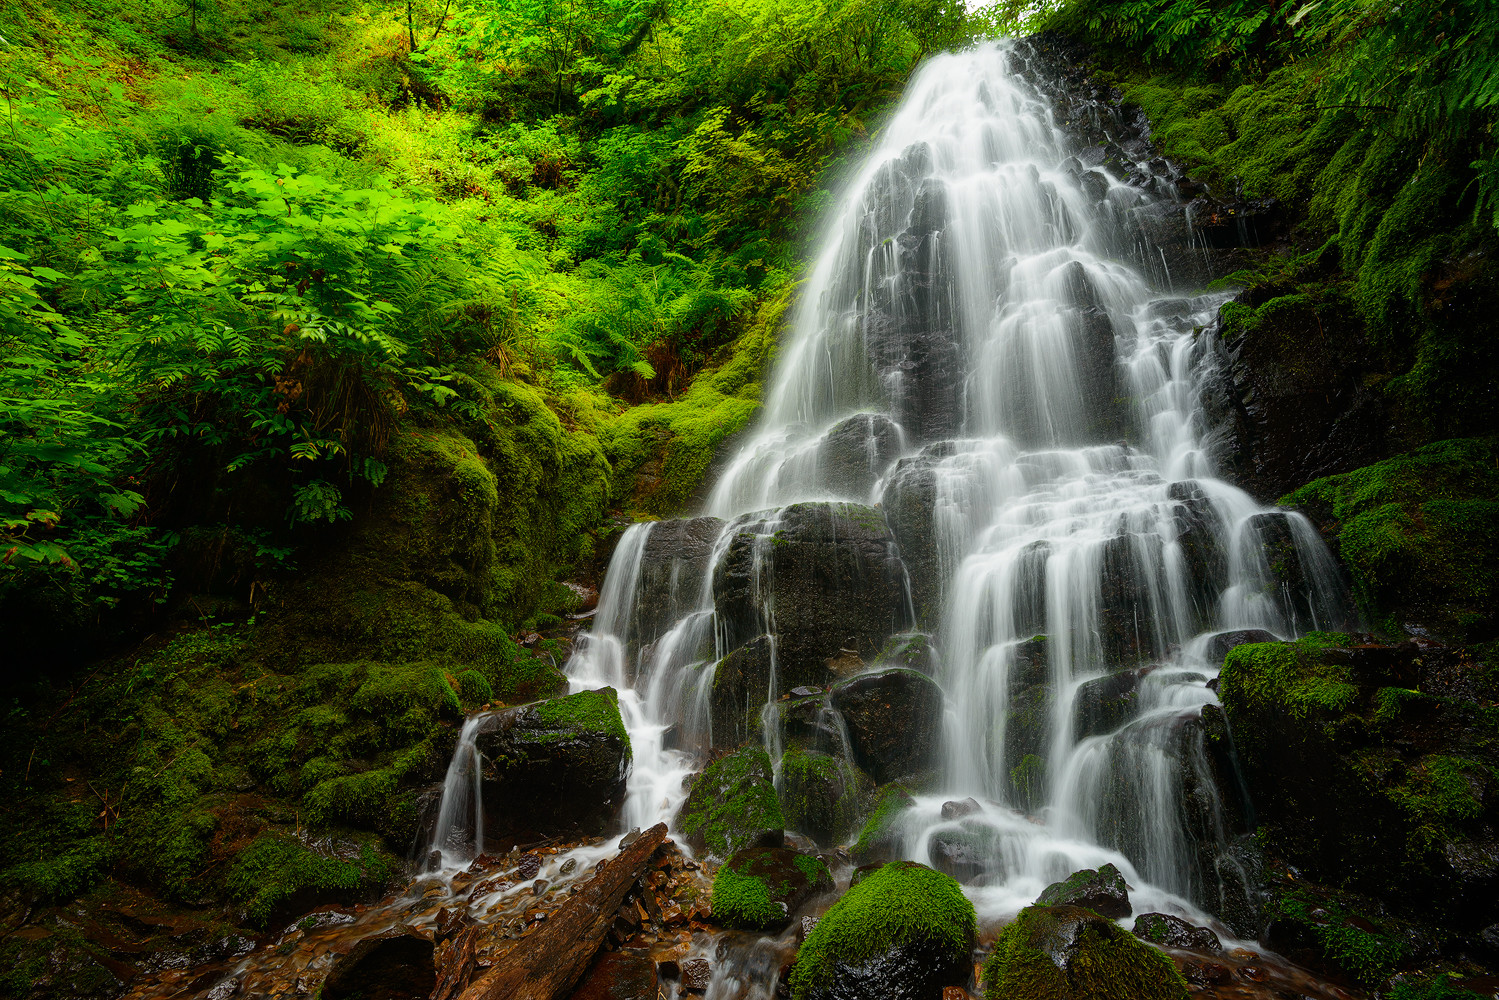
[516,854,542,880]
[532,879,550,897]
[680,957,712,991]
[560,858,577,876]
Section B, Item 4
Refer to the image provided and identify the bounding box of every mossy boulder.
[676,746,784,859]
[981,904,1190,1000]
[1285,437,1499,643]
[711,846,832,931]
[779,748,867,847]
[852,784,915,864]
[789,860,975,1000]
[1036,863,1131,918]
[475,687,631,840]
[1131,912,1222,953]
[830,667,944,784]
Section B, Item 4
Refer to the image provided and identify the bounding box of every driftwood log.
[453,823,669,1000]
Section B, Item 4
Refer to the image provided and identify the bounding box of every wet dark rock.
[930,826,993,884]
[570,952,658,1000]
[813,413,905,499]
[675,745,784,860]
[1011,633,1051,689]
[630,515,724,656]
[711,846,833,931]
[322,932,435,1000]
[1180,959,1233,985]
[1072,667,1152,741]
[851,785,915,865]
[681,957,713,991]
[713,502,911,683]
[1098,531,1167,666]
[710,635,779,749]
[1203,628,1277,665]
[982,904,1189,1000]
[1132,912,1222,953]
[941,798,981,821]
[879,458,943,627]
[1037,863,1131,918]
[516,853,542,880]
[1004,683,1053,812]
[1167,480,1227,627]
[475,688,630,840]
[830,668,944,783]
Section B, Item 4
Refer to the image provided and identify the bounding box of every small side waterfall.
[431,39,1351,934]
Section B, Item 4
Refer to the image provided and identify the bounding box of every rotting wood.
[452,823,669,1000]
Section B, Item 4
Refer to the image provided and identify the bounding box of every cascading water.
[503,38,1351,939]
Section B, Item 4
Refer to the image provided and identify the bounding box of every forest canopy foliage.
[0,0,974,634]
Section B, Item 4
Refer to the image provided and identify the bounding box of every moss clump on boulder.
[790,860,975,1000]
[981,904,1189,1000]
[676,746,784,859]
[779,747,866,847]
[711,847,832,931]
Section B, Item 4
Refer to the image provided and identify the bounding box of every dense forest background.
[1,0,1497,994]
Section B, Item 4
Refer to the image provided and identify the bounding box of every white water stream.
[428,40,1348,939]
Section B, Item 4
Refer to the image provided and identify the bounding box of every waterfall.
[516,40,1350,926]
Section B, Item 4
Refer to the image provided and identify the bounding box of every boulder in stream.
[789,861,976,1000]
[830,667,944,784]
[676,745,784,859]
[475,688,630,839]
[1131,912,1223,953]
[712,502,911,674]
[1036,863,1132,918]
[981,905,1189,1000]
[779,747,867,847]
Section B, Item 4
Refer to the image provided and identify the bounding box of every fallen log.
[454,823,669,1000]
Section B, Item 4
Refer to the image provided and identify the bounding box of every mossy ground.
[790,860,975,1000]
[981,904,1188,1000]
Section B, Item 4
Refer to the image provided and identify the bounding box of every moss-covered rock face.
[475,687,631,840]
[852,784,914,864]
[1285,438,1499,643]
[778,748,867,847]
[1036,863,1131,919]
[982,904,1189,1000]
[676,746,784,859]
[1219,633,1499,931]
[710,846,832,931]
[1131,912,1222,954]
[790,861,975,1000]
[603,287,785,517]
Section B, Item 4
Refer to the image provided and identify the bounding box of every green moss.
[602,284,785,516]
[1220,639,1359,720]
[224,832,396,927]
[981,905,1189,1000]
[1389,975,1488,1000]
[852,784,913,859]
[710,849,831,931]
[678,746,784,858]
[1286,438,1499,640]
[790,861,975,1000]
[1271,891,1409,984]
[530,687,631,760]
